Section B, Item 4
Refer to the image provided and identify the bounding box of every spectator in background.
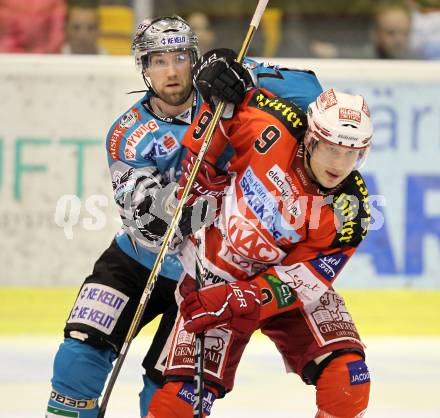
[311,2,418,59]
[371,2,415,59]
[186,12,215,54]
[409,0,440,59]
[61,1,106,54]
[0,0,65,53]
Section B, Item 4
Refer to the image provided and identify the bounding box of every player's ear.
[143,67,150,78]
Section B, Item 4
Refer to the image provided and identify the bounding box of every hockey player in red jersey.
[147,87,373,418]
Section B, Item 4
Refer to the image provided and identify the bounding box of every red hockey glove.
[180,281,261,335]
[178,149,230,208]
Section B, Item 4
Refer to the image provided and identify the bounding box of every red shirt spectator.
[0,0,65,53]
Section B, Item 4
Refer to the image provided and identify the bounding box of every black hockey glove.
[192,48,254,110]
[133,185,210,244]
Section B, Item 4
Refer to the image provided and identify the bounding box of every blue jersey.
[105,62,323,281]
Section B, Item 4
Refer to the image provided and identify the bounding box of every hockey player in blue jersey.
[46,15,323,418]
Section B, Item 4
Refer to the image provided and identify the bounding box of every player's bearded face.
[309,140,362,188]
[145,51,193,106]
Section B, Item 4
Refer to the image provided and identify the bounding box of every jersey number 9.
[255,125,281,154]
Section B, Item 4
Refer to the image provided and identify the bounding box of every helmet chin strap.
[142,72,154,93]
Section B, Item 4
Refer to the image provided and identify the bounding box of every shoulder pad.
[331,171,370,248]
[248,89,307,140]
[245,59,317,77]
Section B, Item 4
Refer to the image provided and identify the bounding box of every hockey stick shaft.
[193,227,206,418]
[192,1,268,416]
[97,1,268,416]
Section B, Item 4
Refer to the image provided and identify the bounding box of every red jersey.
[181,88,370,317]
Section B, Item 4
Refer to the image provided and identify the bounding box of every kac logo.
[227,215,281,262]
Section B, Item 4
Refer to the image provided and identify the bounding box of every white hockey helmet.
[132,15,200,73]
[304,89,373,168]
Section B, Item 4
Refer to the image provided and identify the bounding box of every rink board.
[1,287,439,336]
[0,56,440,287]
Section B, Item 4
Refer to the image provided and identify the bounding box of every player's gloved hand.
[133,184,208,244]
[177,149,230,209]
[180,280,261,335]
[192,48,254,111]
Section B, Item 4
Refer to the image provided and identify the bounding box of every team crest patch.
[227,214,283,263]
[119,108,140,129]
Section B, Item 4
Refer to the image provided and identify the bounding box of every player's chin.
[158,92,180,105]
[165,89,191,106]
[319,172,345,189]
